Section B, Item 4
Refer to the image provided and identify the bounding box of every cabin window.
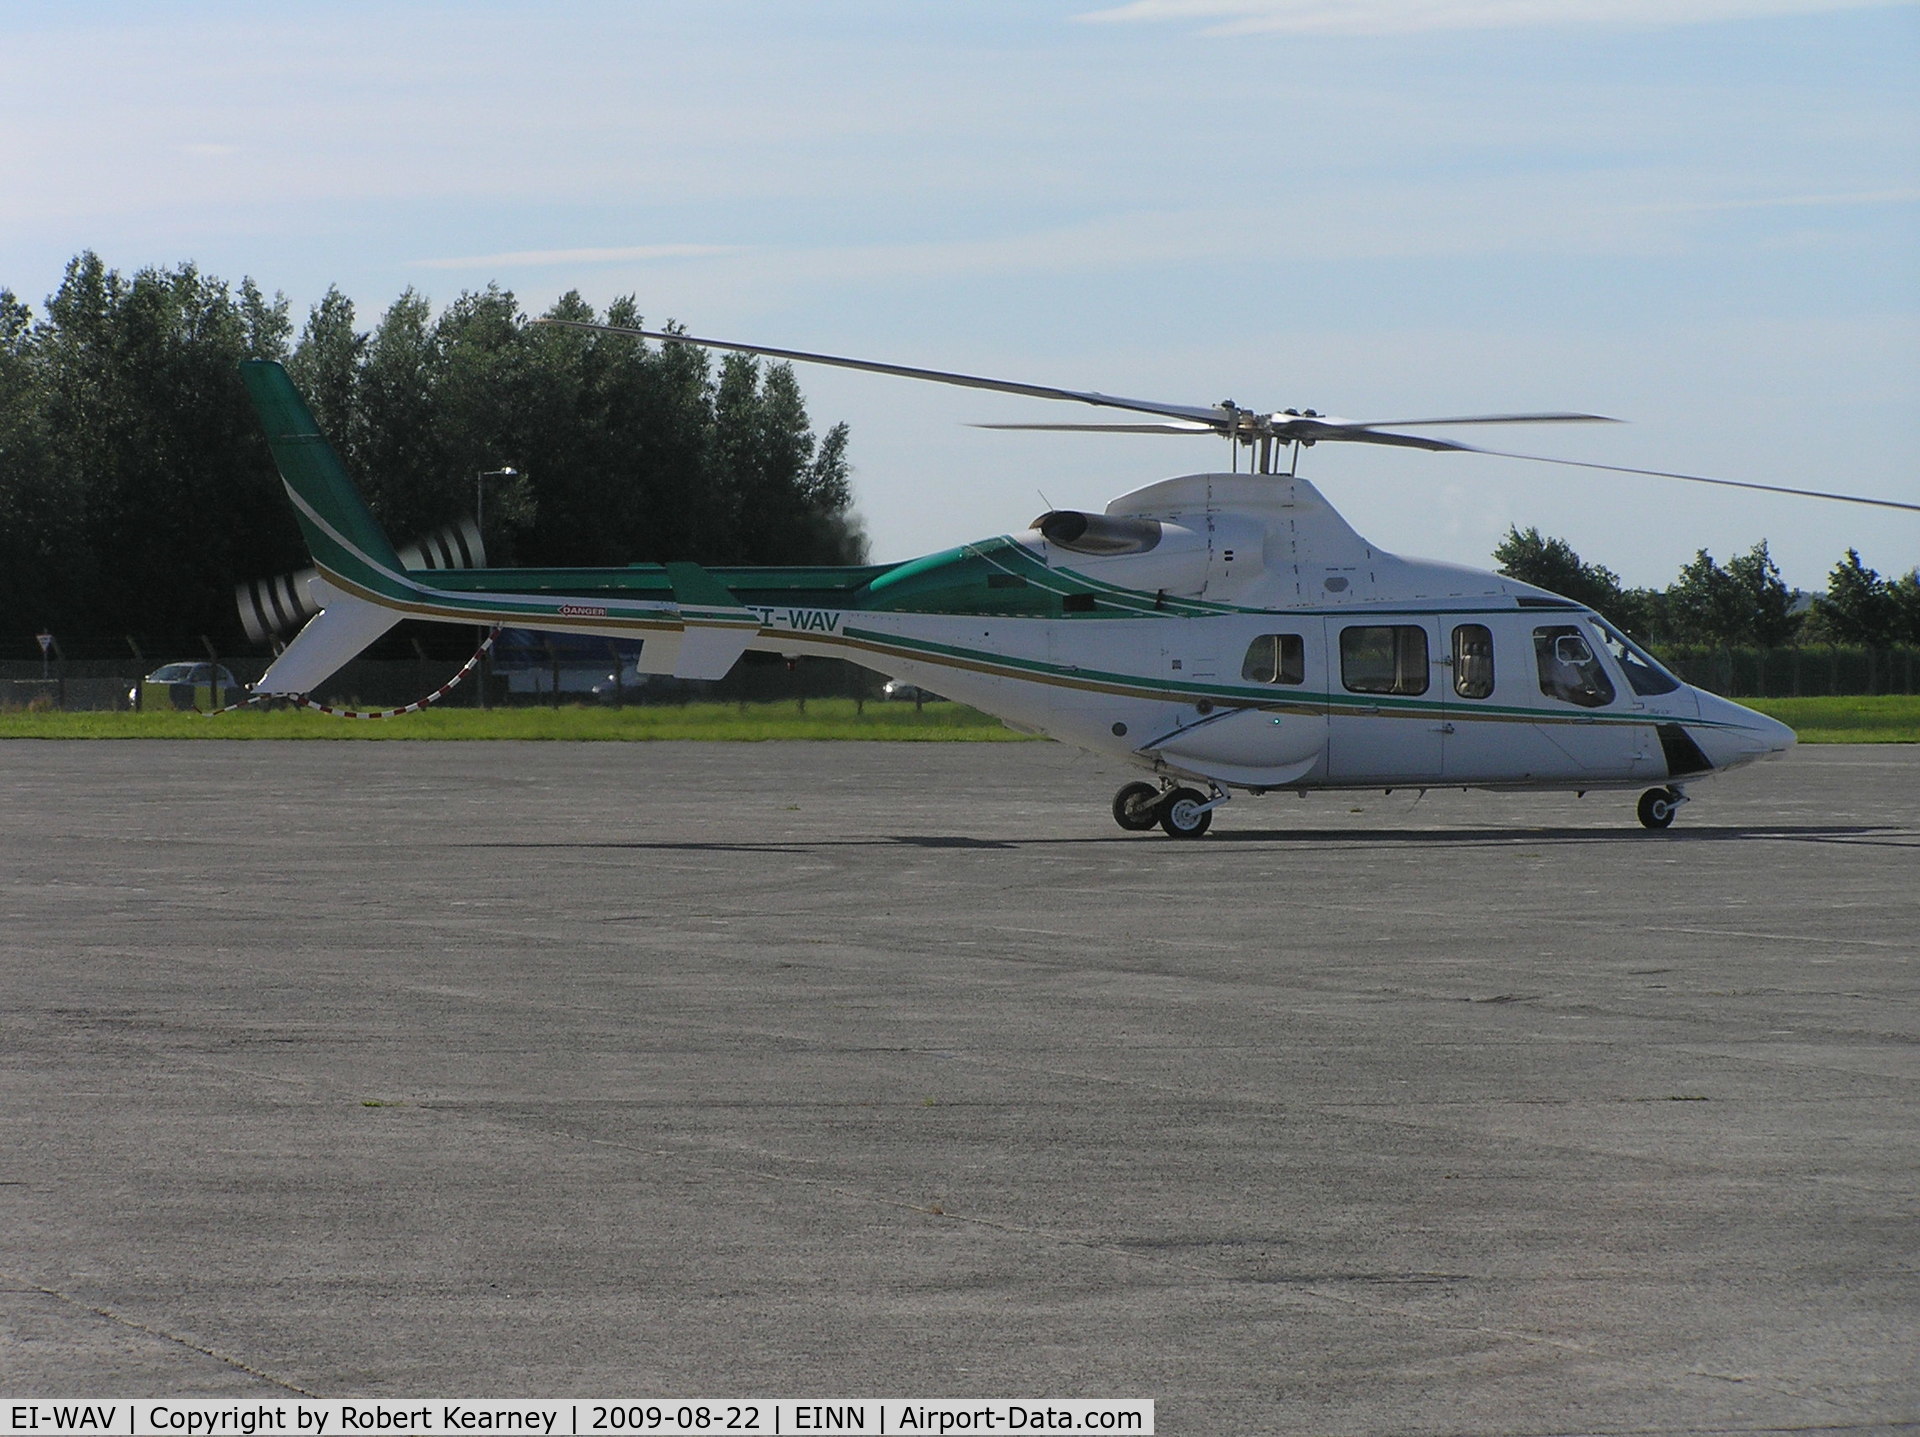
[1241,633,1305,685]
[1588,617,1682,696]
[1340,625,1429,696]
[1452,624,1495,699]
[1533,625,1616,708]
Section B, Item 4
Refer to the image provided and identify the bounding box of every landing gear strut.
[1110,781,1225,838]
[1157,786,1214,839]
[1637,786,1687,830]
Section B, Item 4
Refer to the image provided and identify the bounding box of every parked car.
[881,678,940,702]
[131,662,241,711]
[590,662,653,702]
[499,664,610,698]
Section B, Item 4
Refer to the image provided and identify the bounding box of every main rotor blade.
[971,420,1219,435]
[535,318,1908,510]
[1256,414,1478,451]
[1461,445,1920,513]
[1318,427,1475,452]
[535,318,1230,428]
[1355,412,1620,428]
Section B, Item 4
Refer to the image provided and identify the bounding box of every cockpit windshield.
[1587,617,1683,697]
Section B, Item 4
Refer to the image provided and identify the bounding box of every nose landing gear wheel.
[1112,781,1162,832]
[1637,787,1681,830]
[1158,786,1213,839]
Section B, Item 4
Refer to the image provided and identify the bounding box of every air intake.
[1033,511,1163,556]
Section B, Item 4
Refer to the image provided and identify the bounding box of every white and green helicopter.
[241,325,1911,835]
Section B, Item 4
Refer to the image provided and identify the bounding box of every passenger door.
[1325,618,1445,782]
[1438,618,1586,782]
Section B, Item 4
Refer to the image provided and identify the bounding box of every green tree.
[0,287,82,633]
[1724,541,1799,648]
[1491,525,1651,632]
[708,354,859,566]
[29,253,296,636]
[1889,570,1920,646]
[0,259,865,645]
[287,286,365,444]
[425,284,538,555]
[1665,542,1799,647]
[511,299,863,569]
[348,288,442,538]
[1665,550,1738,644]
[1812,549,1894,647]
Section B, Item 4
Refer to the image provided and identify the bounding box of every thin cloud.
[1658,187,1920,213]
[417,244,746,271]
[1077,0,1914,36]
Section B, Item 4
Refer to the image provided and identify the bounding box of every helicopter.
[237,325,1915,835]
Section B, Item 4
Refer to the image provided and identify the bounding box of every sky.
[3,0,1916,589]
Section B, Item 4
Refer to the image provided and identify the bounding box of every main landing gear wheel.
[1637,787,1682,830]
[1158,786,1213,839]
[1112,782,1162,832]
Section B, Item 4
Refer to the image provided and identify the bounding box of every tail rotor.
[235,518,486,645]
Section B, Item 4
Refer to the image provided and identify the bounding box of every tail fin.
[241,361,407,694]
[251,577,405,696]
[239,360,407,593]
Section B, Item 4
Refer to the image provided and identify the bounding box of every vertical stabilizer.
[239,360,406,594]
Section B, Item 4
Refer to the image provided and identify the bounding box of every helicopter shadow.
[1196,823,1917,850]
[459,822,1914,855]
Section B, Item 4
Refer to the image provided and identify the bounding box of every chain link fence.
[6,636,1915,712]
[1659,645,1920,698]
[1,644,889,712]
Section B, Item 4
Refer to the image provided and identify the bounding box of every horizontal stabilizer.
[625,625,759,680]
[640,562,761,679]
[670,626,757,680]
[251,579,403,695]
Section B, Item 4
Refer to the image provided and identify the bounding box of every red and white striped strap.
[206,628,502,719]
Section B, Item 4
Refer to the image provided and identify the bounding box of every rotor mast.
[1220,402,1315,477]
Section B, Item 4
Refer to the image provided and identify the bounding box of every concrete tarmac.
[1,739,1915,1433]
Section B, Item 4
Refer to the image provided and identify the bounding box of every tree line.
[0,253,864,647]
[4,251,1911,659]
[1494,527,1920,650]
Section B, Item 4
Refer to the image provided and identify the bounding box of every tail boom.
[249,562,762,694]
[242,359,769,692]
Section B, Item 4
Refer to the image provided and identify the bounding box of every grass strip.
[4,694,1916,742]
[1742,695,1920,744]
[0,699,1036,741]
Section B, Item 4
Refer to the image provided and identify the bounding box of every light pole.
[474,467,518,709]
[475,466,518,555]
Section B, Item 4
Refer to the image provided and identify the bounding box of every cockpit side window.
[1533,625,1615,708]
[1241,633,1305,685]
[1452,624,1494,699]
[1341,625,1429,696]
[1587,617,1683,696]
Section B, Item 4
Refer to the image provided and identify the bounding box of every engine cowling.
[1030,509,1263,599]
